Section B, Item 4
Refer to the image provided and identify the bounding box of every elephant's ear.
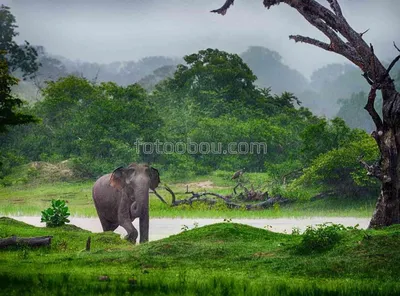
[149,167,160,190]
[110,166,135,190]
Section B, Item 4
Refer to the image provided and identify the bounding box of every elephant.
[92,163,160,243]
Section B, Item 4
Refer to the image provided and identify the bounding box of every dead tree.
[212,0,400,228]
[159,184,287,210]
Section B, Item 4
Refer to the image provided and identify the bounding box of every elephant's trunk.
[138,189,149,243]
[134,178,150,243]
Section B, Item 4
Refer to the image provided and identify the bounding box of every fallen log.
[245,196,291,210]
[0,236,53,248]
[151,189,168,204]
[159,184,290,210]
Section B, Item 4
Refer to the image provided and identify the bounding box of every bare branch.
[152,189,167,204]
[293,8,365,67]
[211,0,234,15]
[326,0,343,18]
[364,85,383,130]
[262,0,283,9]
[359,28,370,37]
[163,185,176,204]
[394,41,400,53]
[384,55,400,79]
[289,35,331,51]
[358,156,382,181]
[361,73,373,86]
[370,44,378,82]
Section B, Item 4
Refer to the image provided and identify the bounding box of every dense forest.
[1,4,399,199]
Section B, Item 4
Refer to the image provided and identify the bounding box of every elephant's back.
[92,174,120,210]
[93,174,112,195]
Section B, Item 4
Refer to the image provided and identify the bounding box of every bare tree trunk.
[369,89,400,227]
[212,0,400,228]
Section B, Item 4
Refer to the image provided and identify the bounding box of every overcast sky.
[3,0,400,78]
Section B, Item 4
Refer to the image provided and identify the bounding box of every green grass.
[1,217,400,295]
[0,178,376,218]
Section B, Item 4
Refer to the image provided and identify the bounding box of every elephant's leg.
[99,216,119,232]
[119,219,139,243]
[130,202,149,243]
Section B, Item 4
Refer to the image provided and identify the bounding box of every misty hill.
[297,63,370,118]
[54,54,182,86]
[14,45,399,127]
[240,46,309,94]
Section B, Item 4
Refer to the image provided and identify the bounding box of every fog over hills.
[4,0,399,78]
[5,0,400,121]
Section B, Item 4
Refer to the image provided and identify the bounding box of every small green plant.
[273,203,281,212]
[297,223,348,254]
[223,218,232,223]
[181,225,189,232]
[41,199,70,227]
[291,227,301,235]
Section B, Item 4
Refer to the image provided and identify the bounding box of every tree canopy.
[0,5,39,79]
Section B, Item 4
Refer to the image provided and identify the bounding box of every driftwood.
[152,189,168,204]
[159,184,290,210]
[0,236,53,248]
[234,181,269,201]
[170,186,242,208]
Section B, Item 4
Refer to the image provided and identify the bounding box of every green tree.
[0,5,39,78]
[295,132,379,196]
[300,117,364,165]
[162,48,259,118]
[0,56,37,133]
[36,76,160,176]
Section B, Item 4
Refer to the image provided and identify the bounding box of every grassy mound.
[1,218,400,295]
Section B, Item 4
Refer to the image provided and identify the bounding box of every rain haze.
[3,0,400,78]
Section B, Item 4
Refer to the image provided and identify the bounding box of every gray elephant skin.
[92,163,160,243]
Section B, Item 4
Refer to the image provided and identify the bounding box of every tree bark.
[0,236,53,248]
[212,0,400,228]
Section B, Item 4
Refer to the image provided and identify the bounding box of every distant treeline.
[1,48,382,198]
[17,44,400,131]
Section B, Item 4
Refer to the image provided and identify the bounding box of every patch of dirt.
[29,161,76,182]
[253,252,275,258]
[11,199,25,204]
[177,180,228,190]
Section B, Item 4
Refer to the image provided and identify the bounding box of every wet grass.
[0,178,376,218]
[1,217,400,295]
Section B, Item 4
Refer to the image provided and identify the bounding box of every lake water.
[8,216,370,241]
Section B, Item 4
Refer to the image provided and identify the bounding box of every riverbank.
[8,216,370,241]
[0,181,376,218]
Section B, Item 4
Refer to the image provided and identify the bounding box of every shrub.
[294,132,379,197]
[297,223,351,254]
[41,199,70,227]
